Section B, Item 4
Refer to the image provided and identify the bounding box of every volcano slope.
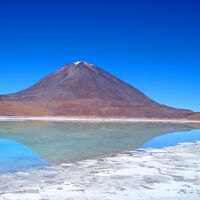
[0,61,193,118]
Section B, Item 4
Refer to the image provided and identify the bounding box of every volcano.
[0,61,193,118]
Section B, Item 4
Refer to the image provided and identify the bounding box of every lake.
[0,121,200,173]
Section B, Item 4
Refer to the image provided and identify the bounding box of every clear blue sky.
[0,0,199,111]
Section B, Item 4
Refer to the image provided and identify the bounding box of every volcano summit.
[0,62,193,118]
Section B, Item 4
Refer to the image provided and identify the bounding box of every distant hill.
[0,61,193,118]
[188,113,200,120]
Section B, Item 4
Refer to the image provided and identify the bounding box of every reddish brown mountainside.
[188,113,200,120]
[0,61,193,117]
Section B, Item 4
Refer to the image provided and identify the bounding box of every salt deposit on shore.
[0,116,200,123]
[0,142,200,200]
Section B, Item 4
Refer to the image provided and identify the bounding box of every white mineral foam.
[0,142,200,200]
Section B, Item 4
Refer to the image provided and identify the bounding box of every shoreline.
[1,142,200,200]
[0,116,200,123]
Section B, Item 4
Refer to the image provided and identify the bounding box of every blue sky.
[0,0,199,111]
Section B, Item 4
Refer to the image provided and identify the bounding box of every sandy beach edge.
[0,116,200,123]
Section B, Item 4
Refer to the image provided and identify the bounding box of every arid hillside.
[0,61,193,118]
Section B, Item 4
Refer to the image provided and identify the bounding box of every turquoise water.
[0,121,200,173]
[0,139,48,173]
[142,129,200,149]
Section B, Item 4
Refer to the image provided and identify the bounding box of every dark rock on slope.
[0,61,193,117]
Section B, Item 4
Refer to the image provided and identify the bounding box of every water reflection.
[0,121,200,173]
[0,139,48,173]
[141,130,200,149]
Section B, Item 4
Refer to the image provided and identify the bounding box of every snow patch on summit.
[74,61,90,65]
[74,61,97,72]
